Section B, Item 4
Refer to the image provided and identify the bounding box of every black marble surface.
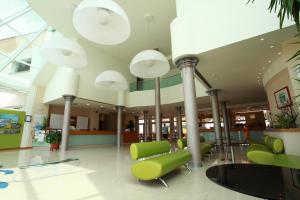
[206,164,300,200]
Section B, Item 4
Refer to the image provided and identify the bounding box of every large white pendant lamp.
[129,50,170,78]
[73,0,131,45]
[41,37,87,68]
[95,70,128,91]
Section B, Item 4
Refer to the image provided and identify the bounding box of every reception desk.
[123,131,139,143]
[68,130,117,147]
[69,130,116,135]
[68,130,139,147]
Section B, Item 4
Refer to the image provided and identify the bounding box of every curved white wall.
[171,0,294,61]
[43,67,79,102]
[262,40,300,126]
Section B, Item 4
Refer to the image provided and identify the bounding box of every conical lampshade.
[95,70,128,91]
[129,50,170,78]
[41,37,87,68]
[73,0,131,45]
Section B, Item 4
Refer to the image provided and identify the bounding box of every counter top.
[265,128,300,132]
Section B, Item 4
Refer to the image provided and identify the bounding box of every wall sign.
[274,86,292,109]
[25,115,32,122]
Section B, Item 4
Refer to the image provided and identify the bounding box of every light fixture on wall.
[41,36,87,68]
[73,0,131,45]
[95,70,128,91]
[129,50,170,78]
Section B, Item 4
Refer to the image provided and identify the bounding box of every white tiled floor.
[0,145,261,200]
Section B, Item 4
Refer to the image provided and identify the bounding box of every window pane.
[0,24,33,61]
[139,125,143,133]
[0,0,29,19]
[0,53,10,69]
[8,11,46,37]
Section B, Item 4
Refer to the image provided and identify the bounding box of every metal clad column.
[116,106,123,148]
[176,57,201,167]
[176,106,183,139]
[61,95,75,151]
[143,111,148,142]
[134,115,139,133]
[148,114,152,141]
[221,101,231,146]
[207,89,223,149]
[155,77,162,141]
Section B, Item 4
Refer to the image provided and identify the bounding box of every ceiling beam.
[194,68,212,89]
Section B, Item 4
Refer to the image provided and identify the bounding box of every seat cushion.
[265,137,284,154]
[131,150,192,180]
[177,138,187,149]
[130,141,171,160]
[247,151,300,169]
[201,143,212,155]
[247,144,271,152]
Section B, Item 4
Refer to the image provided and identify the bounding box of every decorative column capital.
[62,95,76,102]
[206,89,220,96]
[175,57,199,70]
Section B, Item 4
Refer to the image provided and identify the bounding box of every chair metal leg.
[157,177,168,188]
[184,164,191,172]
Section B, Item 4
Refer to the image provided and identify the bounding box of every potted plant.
[273,103,299,128]
[45,130,62,151]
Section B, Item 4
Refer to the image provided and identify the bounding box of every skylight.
[0,0,51,91]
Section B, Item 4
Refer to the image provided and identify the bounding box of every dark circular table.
[206,164,300,200]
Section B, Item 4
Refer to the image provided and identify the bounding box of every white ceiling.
[27,0,176,63]
[196,26,297,104]
[48,97,116,112]
[28,0,297,109]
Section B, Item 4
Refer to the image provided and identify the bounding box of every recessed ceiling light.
[270,45,274,49]
[278,52,281,55]
[260,38,264,41]
[268,60,271,63]
[86,103,90,106]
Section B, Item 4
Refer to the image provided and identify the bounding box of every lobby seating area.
[1,0,300,199]
[177,138,215,157]
[130,141,191,187]
[247,135,300,169]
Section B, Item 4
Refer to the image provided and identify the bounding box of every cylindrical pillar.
[207,89,222,148]
[221,101,231,146]
[176,57,201,167]
[148,114,152,141]
[176,106,183,139]
[143,111,148,142]
[170,116,174,140]
[61,95,75,151]
[116,106,123,148]
[134,115,139,133]
[155,77,162,141]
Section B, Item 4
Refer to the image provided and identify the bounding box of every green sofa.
[130,141,192,187]
[177,137,214,156]
[247,135,300,169]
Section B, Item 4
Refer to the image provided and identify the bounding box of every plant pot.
[50,143,59,151]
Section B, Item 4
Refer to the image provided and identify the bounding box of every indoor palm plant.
[248,0,300,30]
[273,103,299,128]
[248,0,300,60]
[45,130,62,151]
